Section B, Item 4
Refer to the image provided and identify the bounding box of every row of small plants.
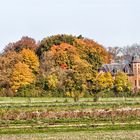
[0,97,139,134]
[0,108,139,120]
[0,109,140,134]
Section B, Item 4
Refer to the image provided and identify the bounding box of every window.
[113,68,117,73]
[139,68,140,74]
[134,68,137,74]
[135,80,137,86]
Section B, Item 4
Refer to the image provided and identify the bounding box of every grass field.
[1,130,140,140]
[0,97,139,139]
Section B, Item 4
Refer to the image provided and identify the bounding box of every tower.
[131,54,140,91]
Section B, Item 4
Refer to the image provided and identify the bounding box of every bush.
[16,84,43,97]
[102,90,137,98]
[16,84,67,97]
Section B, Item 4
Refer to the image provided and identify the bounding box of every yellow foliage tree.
[46,74,58,89]
[88,72,114,101]
[20,48,39,72]
[93,72,114,91]
[114,71,132,93]
[11,62,36,92]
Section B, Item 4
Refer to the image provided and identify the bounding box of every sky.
[0,0,140,52]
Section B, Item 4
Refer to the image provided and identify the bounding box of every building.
[100,55,140,92]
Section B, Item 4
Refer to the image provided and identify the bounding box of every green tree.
[65,70,86,102]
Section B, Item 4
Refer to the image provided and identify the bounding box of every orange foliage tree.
[0,51,22,86]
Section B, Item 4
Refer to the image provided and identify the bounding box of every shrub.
[17,84,42,97]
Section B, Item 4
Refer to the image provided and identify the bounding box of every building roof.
[100,62,133,75]
[99,54,140,75]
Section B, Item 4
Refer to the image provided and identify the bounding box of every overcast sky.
[0,0,140,51]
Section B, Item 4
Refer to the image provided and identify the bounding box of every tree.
[65,70,86,102]
[37,34,75,56]
[20,48,39,72]
[75,38,111,64]
[10,62,36,92]
[50,43,78,68]
[46,74,58,90]
[108,44,140,63]
[88,72,114,101]
[4,36,38,53]
[74,38,109,71]
[114,71,132,95]
[64,55,91,102]
[121,44,140,62]
[0,49,39,95]
[0,51,22,95]
[37,34,110,67]
[107,47,120,61]
[40,42,92,100]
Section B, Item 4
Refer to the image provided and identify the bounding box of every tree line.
[0,35,135,101]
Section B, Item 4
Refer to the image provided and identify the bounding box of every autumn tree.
[40,42,92,100]
[0,51,21,81]
[114,71,132,95]
[0,51,22,95]
[74,38,111,64]
[20,48,39,72]
[50,43,78,68]
[74,38,109,71]
[4,36,38,53]
[65,70,87,102]
[87,72,114,101]
[37,34,75,56]
[46,74,58,90]
[63,53,91,102]
[64,56,91,102]
[10,62,36,92]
